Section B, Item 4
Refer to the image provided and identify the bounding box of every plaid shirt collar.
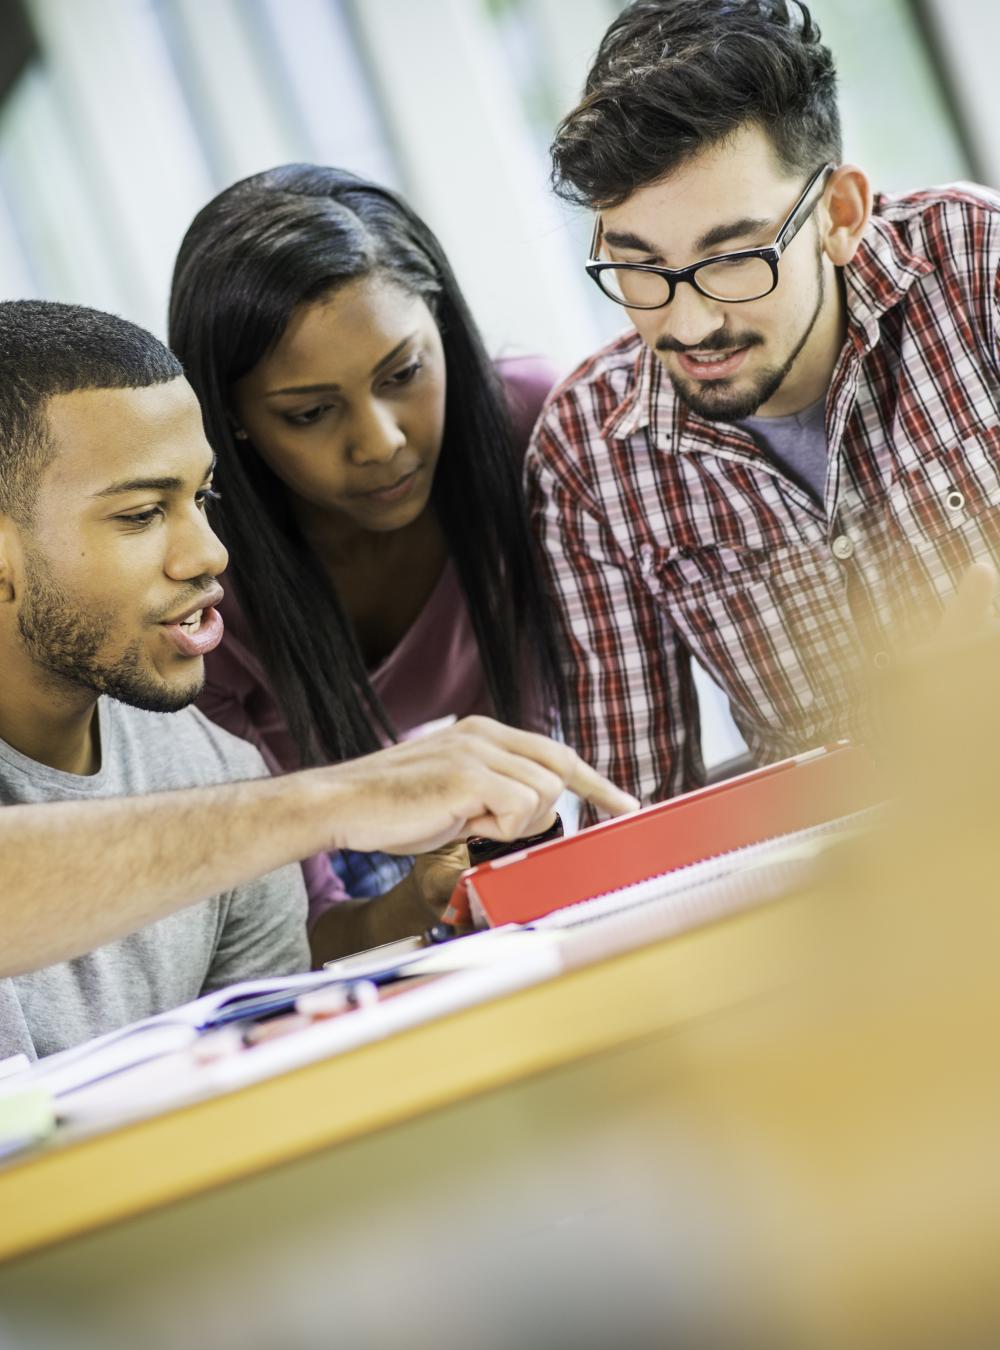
[603,200,937,448]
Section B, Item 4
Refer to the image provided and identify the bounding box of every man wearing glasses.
[526,0,1000,819]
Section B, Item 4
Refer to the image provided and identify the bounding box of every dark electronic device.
[466,813,564,867]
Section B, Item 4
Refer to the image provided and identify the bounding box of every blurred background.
[0,0,996,764]
[2,0,997,365]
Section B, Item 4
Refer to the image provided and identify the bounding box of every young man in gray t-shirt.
[0,303,309,1059]
[0,303,638,1062]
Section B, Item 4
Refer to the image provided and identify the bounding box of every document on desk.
[17,968,340,1101]
[0,804,872,1150]
[6,930,566,1138]
[536,810,873,969]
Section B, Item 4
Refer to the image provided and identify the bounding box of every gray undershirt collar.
[736,393,829,501]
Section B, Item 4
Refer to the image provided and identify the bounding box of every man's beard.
[658,246,826,422]
[16,549,202,714]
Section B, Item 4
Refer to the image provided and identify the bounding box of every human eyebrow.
[601,228,660,256]
[265,381,340,398]
[371,333,418,376]
[264,334,420,399]
[602,216,776,263]
[693,216,774,254]
[91,455,216,499]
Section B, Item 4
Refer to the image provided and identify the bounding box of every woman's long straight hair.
[169,164,562,766]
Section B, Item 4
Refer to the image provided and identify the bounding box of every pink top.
[198,355,558,923]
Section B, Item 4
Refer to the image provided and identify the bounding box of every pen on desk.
[242,1014,313,1047]
[242,980,381,1047]
[199,971,400,1032]
[297,980,378,1016]
[423,922,458,945]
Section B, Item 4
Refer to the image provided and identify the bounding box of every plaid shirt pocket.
[642,540,858,746]
[886,426,1000,610]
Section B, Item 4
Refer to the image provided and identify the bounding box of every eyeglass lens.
[597,253,776,307]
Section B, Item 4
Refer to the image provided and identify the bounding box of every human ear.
[0,515,20,604]
[821,164,872,268]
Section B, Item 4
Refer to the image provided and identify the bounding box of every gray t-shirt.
[0,699,310,1061]
[738,394,828,502]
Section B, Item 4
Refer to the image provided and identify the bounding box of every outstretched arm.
[1,716,636,977]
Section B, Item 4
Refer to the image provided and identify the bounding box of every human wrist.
[298,762,361,855]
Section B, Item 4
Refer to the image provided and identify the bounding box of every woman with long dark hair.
[168,164,562,958]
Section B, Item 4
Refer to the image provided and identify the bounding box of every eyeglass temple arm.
[588,214,603,261]
[778,163,835,251]
[589,163,834,262]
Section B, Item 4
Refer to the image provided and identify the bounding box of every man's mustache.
[656,330,765,355]
[151,576,221,625]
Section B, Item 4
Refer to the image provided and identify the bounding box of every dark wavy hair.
[551,0,841,208]
[168,164,561,765]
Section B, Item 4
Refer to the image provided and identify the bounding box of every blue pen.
[197,968,405,1031]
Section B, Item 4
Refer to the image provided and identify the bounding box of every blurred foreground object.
[651,617,1000,1349]
[3,597,999,1350]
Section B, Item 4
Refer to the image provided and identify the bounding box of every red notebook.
[447,744,881,929]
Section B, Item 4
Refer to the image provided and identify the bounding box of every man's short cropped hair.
[551,0,842,209]
[0,300,183,524]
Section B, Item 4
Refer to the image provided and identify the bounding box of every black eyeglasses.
[585,163,835,310]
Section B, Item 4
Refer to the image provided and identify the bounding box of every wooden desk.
[0,896,806,1349]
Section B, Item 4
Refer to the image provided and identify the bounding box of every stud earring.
[233,428,249,441]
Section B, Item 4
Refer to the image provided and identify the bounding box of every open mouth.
[161,585,224,628]
[676,346,751,381]
[160,606,224,658]
[159,587,225,657]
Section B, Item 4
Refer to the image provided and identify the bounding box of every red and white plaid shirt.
[526,186,1000,820]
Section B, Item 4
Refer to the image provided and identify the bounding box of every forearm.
[0,769,342,977]
[2,717,636,978]
[308,872,438,966]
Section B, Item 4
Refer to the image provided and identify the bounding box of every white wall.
[919,0,1000,188]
